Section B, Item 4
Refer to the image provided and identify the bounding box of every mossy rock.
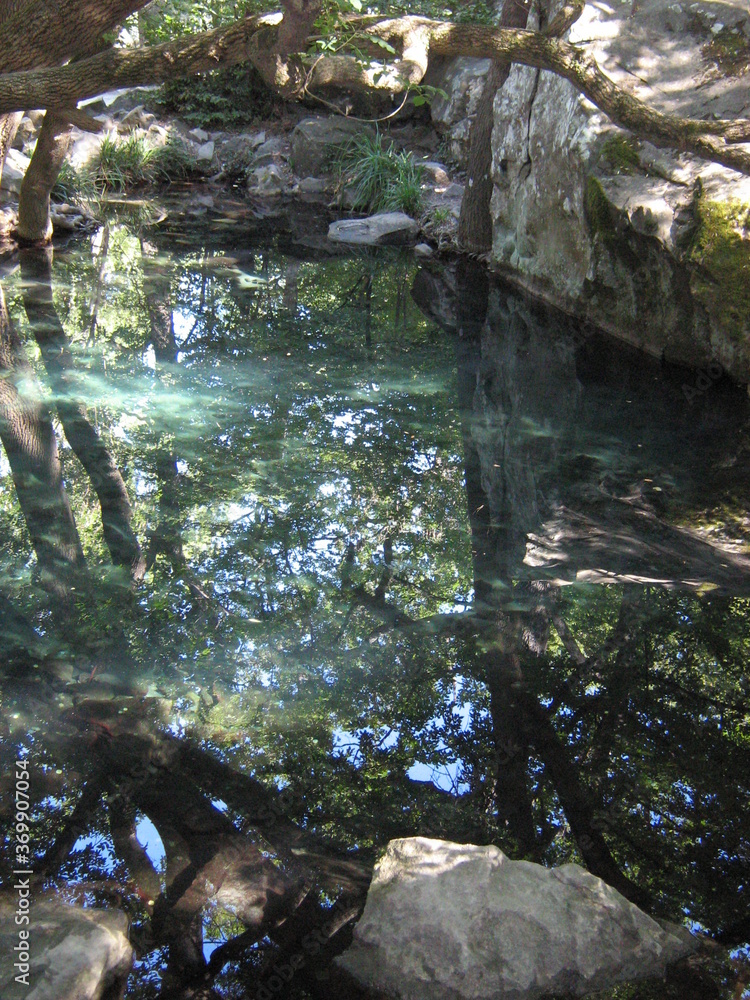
[584,176,619,243]
[687,194,750,342]
[599,134,641,175]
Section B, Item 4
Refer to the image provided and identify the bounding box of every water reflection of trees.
[0,220,748,998]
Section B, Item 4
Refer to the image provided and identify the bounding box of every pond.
[0,194,748,999]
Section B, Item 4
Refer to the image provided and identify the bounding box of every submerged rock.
[0,897,133,1000]
[489,0,750,380]
[337,837,697,1000]
[328,212,419,246]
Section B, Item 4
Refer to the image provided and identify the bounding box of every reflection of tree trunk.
[282,258,301,315]
[19,248,145,580]
[100,732,302,990]
[0,284,85,597]
[453,263,650,906]
[141,242,211,604]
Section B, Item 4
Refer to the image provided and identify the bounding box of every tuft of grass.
[151,135,200,183]
[93,134,156,191]
[52,160,96,205]
[89,133,197,192]
[336,131,425,216]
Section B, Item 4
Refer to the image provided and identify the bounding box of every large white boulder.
[0,897,133,1000]
[337,837,697,1000]
[1,148,31,194]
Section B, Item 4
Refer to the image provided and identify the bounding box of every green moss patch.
[687,195,750,340]
[703,24,750,76]
[584,176,619,243]
[600,134,641,174]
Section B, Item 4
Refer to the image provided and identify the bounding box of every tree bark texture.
[17,112,73,242]
[459,0,532,254]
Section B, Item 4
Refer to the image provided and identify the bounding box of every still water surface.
[0,199,748,998]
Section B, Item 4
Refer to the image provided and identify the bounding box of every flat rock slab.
[328,212,419,246]
[337,837,697,1000]
[0,897,133,1000]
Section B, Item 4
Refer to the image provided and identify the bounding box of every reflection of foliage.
[0,210,749,999]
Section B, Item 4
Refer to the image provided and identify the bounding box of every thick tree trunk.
[0,0,152,73]
[0,285,85,597]
[17,112,72,242]
[459,0,531,254]
[19,248,145,580]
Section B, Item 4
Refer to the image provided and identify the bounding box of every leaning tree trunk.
[16,112,73,242]
[0,110,20,190]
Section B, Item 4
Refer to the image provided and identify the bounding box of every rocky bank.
[483,0,750,380]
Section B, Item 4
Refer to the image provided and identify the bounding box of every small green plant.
[703,24,750,76]
[336,131,425,216]
[52,161,96,204]
[151,135,200,182]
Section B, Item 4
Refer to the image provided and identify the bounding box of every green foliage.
[337,131,425,216]
[703,24,750,76]
[51,161,96,205]
[584,175,618,241]
[157,65,278,129]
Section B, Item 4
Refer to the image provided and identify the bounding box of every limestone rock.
[297,176,329,194]
[428,57,491,167]
[188,127,210,143]
[421,161,451,188]
[196,140,215,162]
[247,163,286,197]
[12,117,37,151]
[1,148,30,194]
[490,0,750,379]
[328,212,420,246]
[338,837,697,1000]
[291,117,373,178]
[0,897,133,1000]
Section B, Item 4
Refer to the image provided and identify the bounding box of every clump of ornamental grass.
[336,130,425,217]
